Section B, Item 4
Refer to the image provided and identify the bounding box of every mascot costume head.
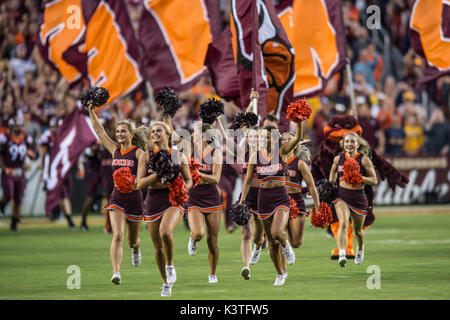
[311,115,409,259]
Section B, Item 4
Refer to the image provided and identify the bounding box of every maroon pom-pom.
[289,197,300,220]
[343,158,364,187]
[310,202,333,229]
[189,158,202,188]
[169,176,189,206]
[113,167,135,193]
[286,98,312,122]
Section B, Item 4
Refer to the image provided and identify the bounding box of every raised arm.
[88,104,117,155]
[215,117,241,158]
[281,120,303,155]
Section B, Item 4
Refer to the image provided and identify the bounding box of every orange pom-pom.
[343,158,364,187]
[112,167,135,193]
[168,176,189,206]
[189,158,202,188]
[286,98,312,122]
[289,196,300,220]
[310,202,333,229]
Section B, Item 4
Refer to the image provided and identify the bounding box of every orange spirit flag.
[276,0,347,97]
[37,0,143,105]
[139,0,221,93]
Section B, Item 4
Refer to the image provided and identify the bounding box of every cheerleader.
[239,121,303,286]
[136,121,192,297]
[329,132,377,267]
[88,103,149,285]
[186,123,223,284]
[216,118,264,280]
[280,132,320,248]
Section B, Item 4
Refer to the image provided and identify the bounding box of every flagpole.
[145,81,157,114]
[346,59,357,116]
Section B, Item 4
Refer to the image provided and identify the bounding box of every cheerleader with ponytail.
[329,132,377,267]
[136,89,192,297]
[85,88,149,286]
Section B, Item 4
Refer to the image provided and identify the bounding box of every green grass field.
[1,207,449,300]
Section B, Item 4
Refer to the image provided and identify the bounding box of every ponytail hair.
[116,119,150,151]
[340,132,371,158]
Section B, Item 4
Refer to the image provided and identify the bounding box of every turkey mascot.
[311,115,409,259]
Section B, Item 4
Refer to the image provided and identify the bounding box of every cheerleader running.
[280,132,320,248]
[187,123,223,283]
[329,132,377,267]
[137,121,192,297]
[239,121,303,286]
[88,104,149,284]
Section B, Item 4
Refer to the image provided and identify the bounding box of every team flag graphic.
[43,106,97,216]
[276,0,347,98]
[139,0,221,93]
[409,0,450,83]
[37,0,143,104]
[230,0,295,132]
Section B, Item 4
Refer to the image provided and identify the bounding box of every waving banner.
[139,0,221,93]
[409,0,450,83]
[230,0,295,132]
[37,0,142,104]
[43,106,97,216]
[276,0,347,98]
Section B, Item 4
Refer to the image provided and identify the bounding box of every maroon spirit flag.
[139,0,221,93]
[409,0,450,84]
[276,0,347,98]
[230,0,295,132]
[44,106,97,215]
[204,28,241,105]
[37,0,142,104]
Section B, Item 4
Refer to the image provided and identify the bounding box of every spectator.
[403,113,425,156]
[356,95,385,155]
[384,111,406,156]
[398,90,427,126]
[424,108,450,155]
[312,97,334,148]
[9,44,36,87]
[353,46,376,88]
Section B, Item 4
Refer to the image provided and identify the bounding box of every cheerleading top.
[111,145,139,176]
[192,145,216,181]
[285,155,303,193]
[337,152,366,189]
[255,150,286,187]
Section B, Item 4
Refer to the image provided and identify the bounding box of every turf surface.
[0,208,449,300]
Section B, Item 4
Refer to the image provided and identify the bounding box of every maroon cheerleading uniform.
[254,150,290,220]
[0,132,34,205]
[241,151,259,215]
[285,155,307,216]
[105,145,143,221]
[332,152,368,216]
[144,148,184,222]
[187,145,223,214]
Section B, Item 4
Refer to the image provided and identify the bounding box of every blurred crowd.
[1,0,449,159]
